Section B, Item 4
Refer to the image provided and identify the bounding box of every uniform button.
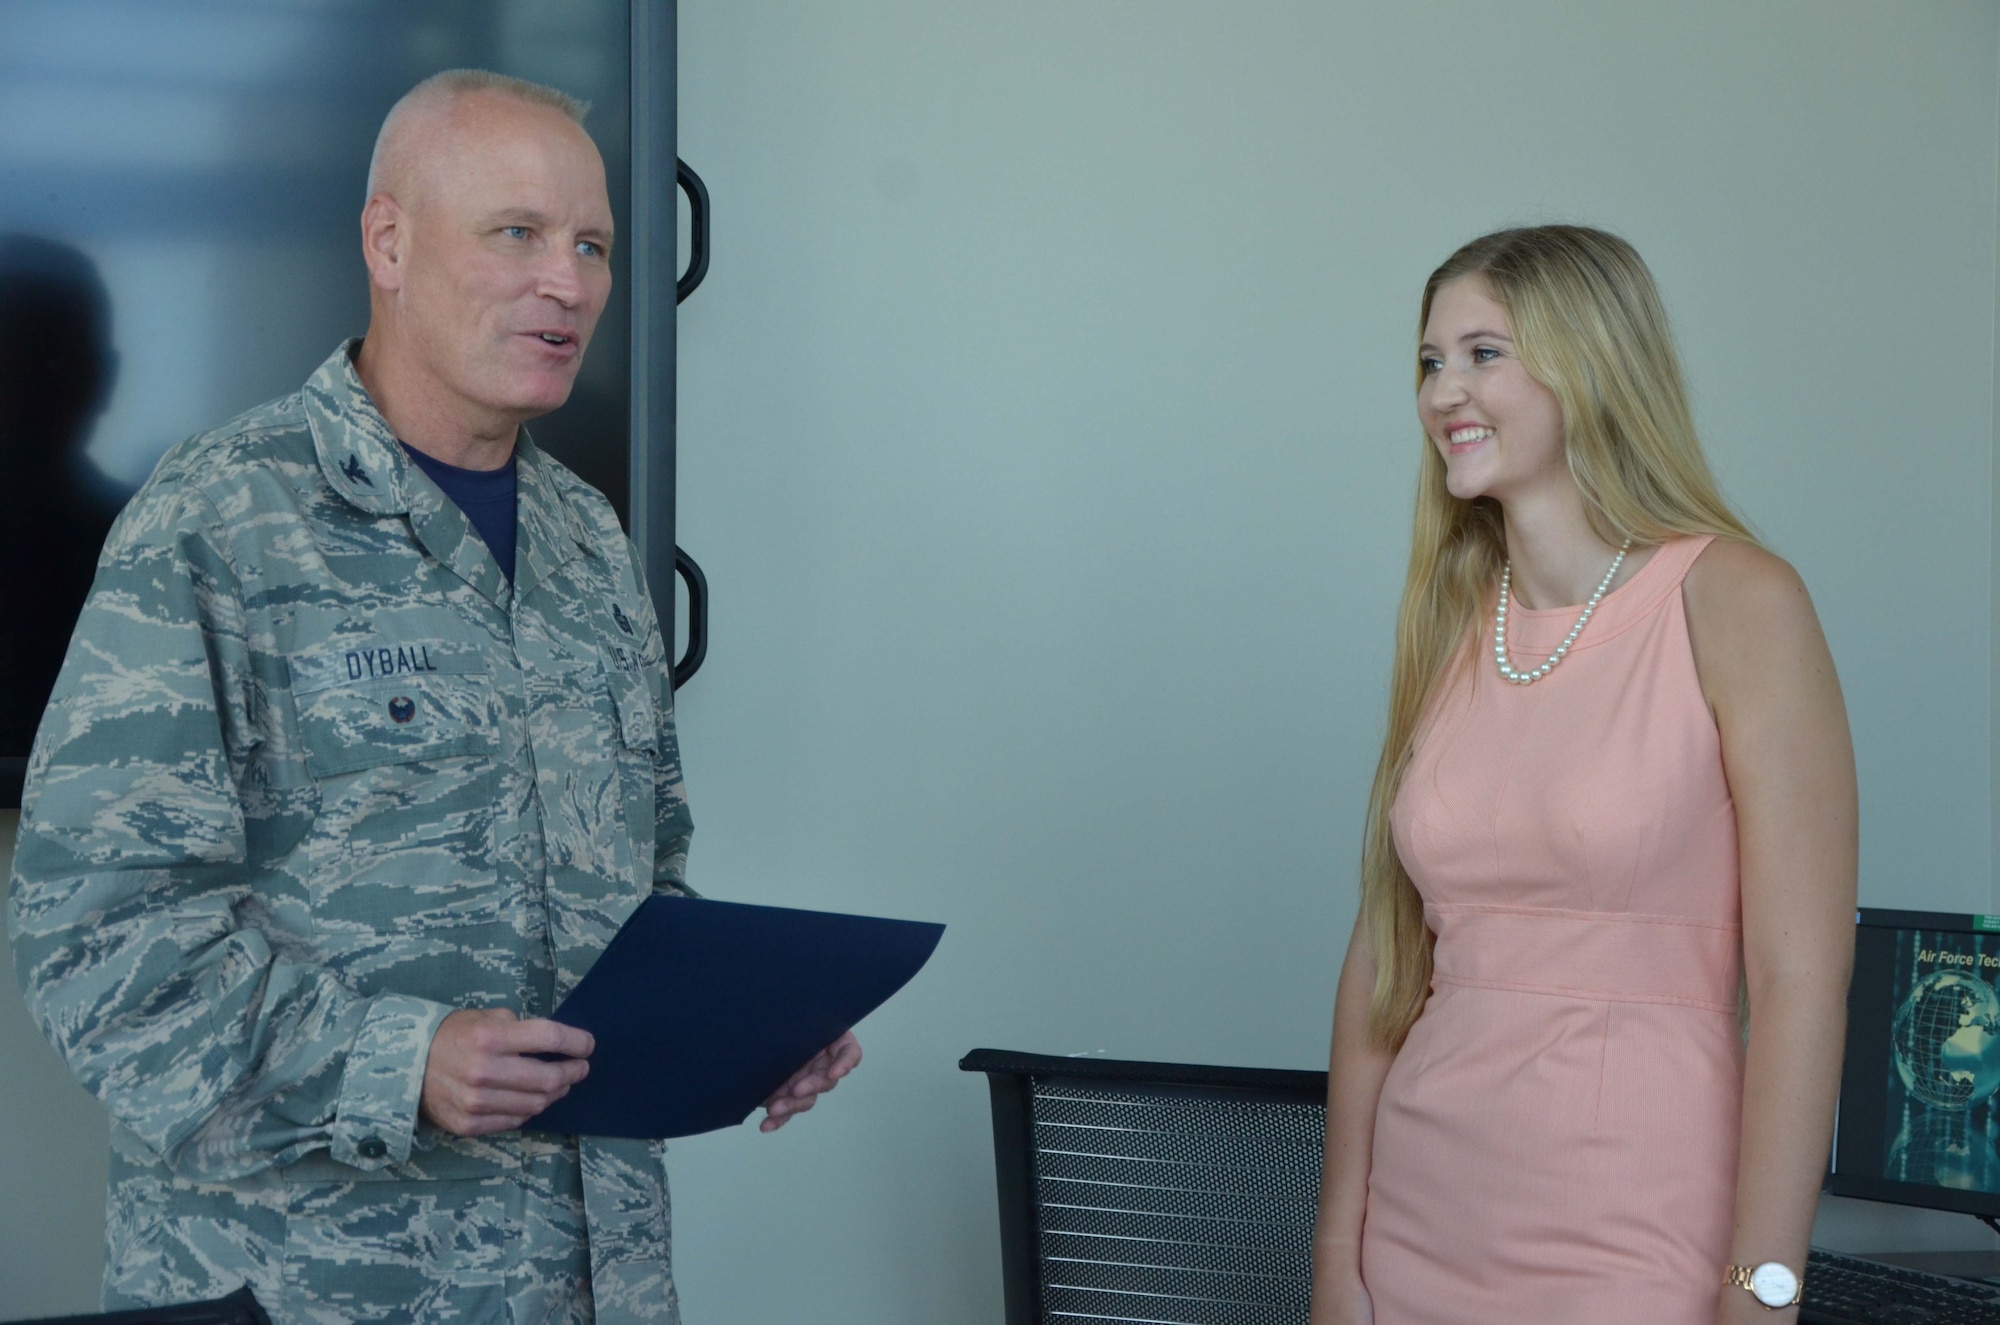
[357,1137,388,1160]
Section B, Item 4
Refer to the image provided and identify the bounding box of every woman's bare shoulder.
[1682,537,1834,705]
[1685,537,1815,626]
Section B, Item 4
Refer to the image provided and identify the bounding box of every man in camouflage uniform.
[8,70,857,1322]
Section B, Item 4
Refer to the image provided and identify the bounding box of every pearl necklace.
[1494,538,1633,685]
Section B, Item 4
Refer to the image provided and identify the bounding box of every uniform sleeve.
[651,671,694,895]
[622,535,696,897]
[6,479,452,1181]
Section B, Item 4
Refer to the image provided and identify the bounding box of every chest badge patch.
[388,696,416,724]
[612,602,635,635]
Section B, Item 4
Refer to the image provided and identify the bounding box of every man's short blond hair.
[366,69,592,201]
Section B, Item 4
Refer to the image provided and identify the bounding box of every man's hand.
[420,1008,594,1136]
[760,1031,863,1133]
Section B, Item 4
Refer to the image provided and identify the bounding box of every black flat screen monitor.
[1827,907,2000,1218]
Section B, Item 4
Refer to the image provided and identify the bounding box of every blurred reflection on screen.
[0,0,632,804]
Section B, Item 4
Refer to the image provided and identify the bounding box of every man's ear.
[360,193,406,293]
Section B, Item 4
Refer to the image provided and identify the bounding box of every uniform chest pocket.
[601,655,662,888]
[294,667,500,778]
[603,667,659,754]
[290,660,508,996]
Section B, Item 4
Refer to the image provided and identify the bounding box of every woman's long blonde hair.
[1362,225,1757,1048]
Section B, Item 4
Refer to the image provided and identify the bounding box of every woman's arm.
[1310,912,1400,1325]
[1684,539,1858,1325]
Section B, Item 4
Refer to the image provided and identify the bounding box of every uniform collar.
[302,339,599,609]
[514,433,599,600]
[304,339,412,517]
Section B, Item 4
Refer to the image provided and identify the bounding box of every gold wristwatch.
[1725,1262,1802,1309]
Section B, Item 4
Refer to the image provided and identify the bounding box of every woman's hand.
[1311,913,1395,1323]
[1309,1268,1374,1325]
[1716,1283,1798,1325]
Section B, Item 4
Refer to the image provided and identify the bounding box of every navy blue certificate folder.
[525,895,945,1139]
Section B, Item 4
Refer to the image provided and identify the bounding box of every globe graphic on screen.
[1888,1108,2000,1191]
[1892,969,2000,1109]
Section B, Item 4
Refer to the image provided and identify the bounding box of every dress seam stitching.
[1431,973,1738,1014]
[1426,903,1740,935]
[1498,535,1714,656]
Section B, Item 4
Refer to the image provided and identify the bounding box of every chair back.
[961,1049,1328,1325]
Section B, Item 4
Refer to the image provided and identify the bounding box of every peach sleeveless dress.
[1359,536,1743,1324]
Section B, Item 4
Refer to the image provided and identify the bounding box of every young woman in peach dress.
[1309,226,1856,1325]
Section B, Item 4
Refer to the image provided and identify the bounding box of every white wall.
[1993,0,2000,920]
[664,2,2000,1319]
[4,1,1999,1318]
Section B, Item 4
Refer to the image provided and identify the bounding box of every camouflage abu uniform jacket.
[9,342,694,1324]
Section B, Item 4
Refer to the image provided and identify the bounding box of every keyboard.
[1804,1249,2000,1323]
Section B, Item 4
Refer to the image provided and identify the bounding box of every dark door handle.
[672,546,707,689]
[676,160,709,304]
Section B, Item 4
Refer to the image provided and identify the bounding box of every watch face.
[1749,1262,1798,1307]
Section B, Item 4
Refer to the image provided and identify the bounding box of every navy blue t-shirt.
[400,442,518,583]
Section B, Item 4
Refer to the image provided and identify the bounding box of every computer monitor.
[1826,907,2000,1218]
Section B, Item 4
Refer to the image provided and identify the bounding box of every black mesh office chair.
[961,1049,1328,1325]
[8,1286,269,1325]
